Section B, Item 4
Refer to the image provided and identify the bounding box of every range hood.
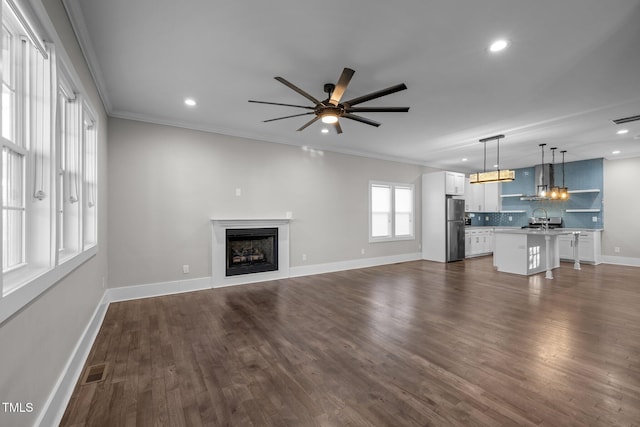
[520,164,554,201]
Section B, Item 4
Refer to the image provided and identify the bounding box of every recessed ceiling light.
[612,150,621,154]
[489,39,510,53]
[321,128,329,134]
[616,129,629,135]
[184,98,197,107]
[461,158,468,162]
[493,164,499,168]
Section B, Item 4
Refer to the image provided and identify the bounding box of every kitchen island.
[493,229,580,279]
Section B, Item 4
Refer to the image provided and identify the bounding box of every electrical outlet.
[485,216,489,221]
[235,188,241,196]
[361,248,365,255]
[182,264,190,274]
[286,211,293,219]
[592,216,598,222]
[614,247,621,253]
[302,254,307,261]
[508,216,513,222]
[418,243,422,250]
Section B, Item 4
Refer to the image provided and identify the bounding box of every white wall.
[0,1,108,426]
[603,157,640,261]
[108,117,432,288]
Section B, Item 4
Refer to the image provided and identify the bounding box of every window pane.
[3,208,24,270]
[2,26,14,142]
[372,213,390,237]
[371,185,390,212]
[2,148,24,207]
[395,212,411,236]
[2,84,14,141]
[395,186,412,212]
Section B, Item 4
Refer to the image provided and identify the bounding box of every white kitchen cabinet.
[465,181,500,212]
[483,182,501,212]
[423,171,466,262]
[445,171,465,196]
[465,228,494,257]
[482,231,494,254]
[465,230,473,257]
[558,230,601,264]
[466,180,485,211]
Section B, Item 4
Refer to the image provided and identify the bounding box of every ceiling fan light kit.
[470,134,515,184]
[249,67,409,134]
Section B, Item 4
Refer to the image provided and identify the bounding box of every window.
[2,6,27,274]
[0,0,100,323]
[369,181,414,241]
[56,73,81,259]
[82,106,97,248]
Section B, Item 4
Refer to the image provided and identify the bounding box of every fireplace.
[225,228,278,276]
[212,218,290,287]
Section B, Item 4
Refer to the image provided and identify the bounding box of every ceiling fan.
[249,67,409,134]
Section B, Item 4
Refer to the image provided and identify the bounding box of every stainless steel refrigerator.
[446,198,466,262]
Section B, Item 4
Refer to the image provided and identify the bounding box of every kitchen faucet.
[532,207,549,231]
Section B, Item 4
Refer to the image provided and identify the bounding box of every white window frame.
[2,9,29,280]
[56,69,81,262]
[0,0,100,325]
[82,102,97,249]
[369,181,415,242]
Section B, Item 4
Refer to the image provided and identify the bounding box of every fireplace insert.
[225,228,278,276]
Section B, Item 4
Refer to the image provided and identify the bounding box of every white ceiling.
[63,0,640,172]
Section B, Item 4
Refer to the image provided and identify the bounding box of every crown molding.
[61,0,112,113]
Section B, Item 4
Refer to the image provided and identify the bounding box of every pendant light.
[560,150,569,200]
[549,147,560,199]
[469,134,515,184]
[537,143,548,197]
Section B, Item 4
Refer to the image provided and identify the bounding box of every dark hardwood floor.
[61,258,640,426]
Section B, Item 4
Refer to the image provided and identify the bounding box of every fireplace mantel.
[211,218,290,287]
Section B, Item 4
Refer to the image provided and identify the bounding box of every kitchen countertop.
[493,228,578,236]
[465,226,603,232]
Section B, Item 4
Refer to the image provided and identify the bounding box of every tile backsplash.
[468,211,602,229]
[466,158,604,229]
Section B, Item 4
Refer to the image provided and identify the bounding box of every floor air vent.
[612,114,640,124]
[81,363,108,385]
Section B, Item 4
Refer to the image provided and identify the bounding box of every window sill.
[369,235,415,243]
[0,246,97,325]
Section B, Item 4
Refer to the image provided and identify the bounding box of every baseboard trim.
[36,291,110,427]
[107,276,213,303]
[601,255,640,267]
[289,252,422,277]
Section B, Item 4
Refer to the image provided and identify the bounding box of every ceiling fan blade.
[297,116,321,131]
[333,121,343,134]
[347,107,410,113]
[342,113,381,127]
[249,100,314,110]
[263,112,315,123]
[343,83,408,107]
[329,67,355,106]
[274,76,322,106]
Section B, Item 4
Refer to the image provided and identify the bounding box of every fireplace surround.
[211,218,290,287]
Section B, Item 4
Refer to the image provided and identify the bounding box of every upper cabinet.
[465,179,501,212]
[445,171,465,196]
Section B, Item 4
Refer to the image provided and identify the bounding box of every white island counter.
[493,229,580,279]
